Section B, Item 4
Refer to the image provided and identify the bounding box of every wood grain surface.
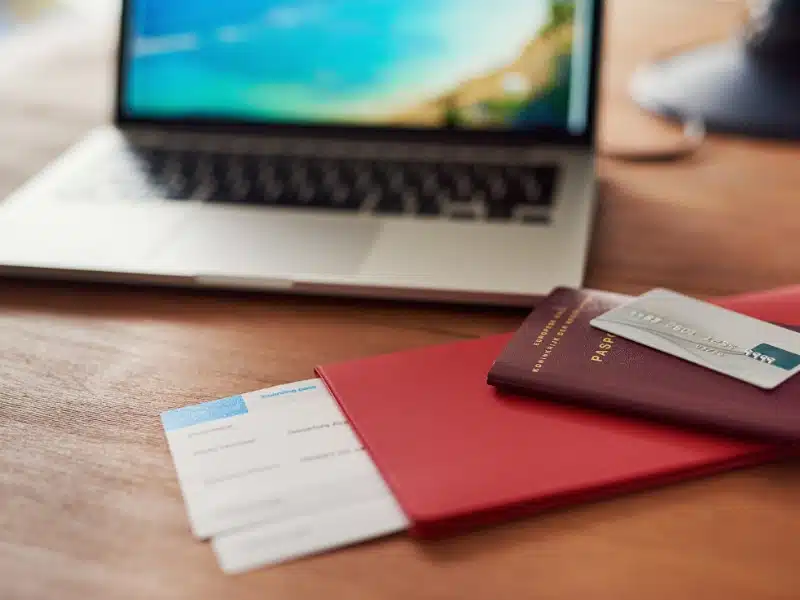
[1,1,799,599]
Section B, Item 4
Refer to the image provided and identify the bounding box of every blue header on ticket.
[161,395,248,431]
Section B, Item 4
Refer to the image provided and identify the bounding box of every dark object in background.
[631,0,800,140]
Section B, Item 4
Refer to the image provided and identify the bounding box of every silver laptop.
[0,0,604,306]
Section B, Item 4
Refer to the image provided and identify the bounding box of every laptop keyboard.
[82,143,560,224]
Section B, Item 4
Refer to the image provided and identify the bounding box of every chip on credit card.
[590,288,800,390]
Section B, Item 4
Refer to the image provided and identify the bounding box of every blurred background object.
[631,0,800,140]
[0,0,111,31]
[0,0,119,78]
[0,0,61,32]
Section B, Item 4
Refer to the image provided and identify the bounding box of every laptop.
[0,0,604,306]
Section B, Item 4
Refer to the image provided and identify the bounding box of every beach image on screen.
[126,0,590,132]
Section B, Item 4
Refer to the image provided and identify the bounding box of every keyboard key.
[236,181,283,205]
[295,185,344,209]
[504,175,527,205]
[359,189,382,213]
[162,178,194,201]
[487,184,514,220]
[330,185,361,210]
[532,166,559,205]
[449,203,481,220]
[133,147,168,172]
[168,151,197,179]
[375,190,405,215]
[211,156,232,188]
[241,155,262,182]
[415,193,442,217]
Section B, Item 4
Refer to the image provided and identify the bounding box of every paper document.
[212,493,407,574]
[161,379,407,572]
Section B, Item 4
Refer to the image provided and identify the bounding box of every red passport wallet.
[316,287,797,538]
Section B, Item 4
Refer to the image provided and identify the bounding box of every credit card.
[590,288,800,390]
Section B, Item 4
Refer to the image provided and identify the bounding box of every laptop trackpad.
[153,207,380,279]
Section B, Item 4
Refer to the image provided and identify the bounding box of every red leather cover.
[315,288,796,538]
[488,287,800,442]
[721,285,800,323]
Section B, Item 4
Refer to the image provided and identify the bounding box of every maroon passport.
[487,287,800,442]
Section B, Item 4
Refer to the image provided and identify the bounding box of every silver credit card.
[590,288,800,390]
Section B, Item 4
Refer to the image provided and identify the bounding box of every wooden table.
[2,2,799,599]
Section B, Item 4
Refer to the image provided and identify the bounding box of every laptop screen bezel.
[114,0,605,148]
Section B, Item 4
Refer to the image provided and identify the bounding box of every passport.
[487,287,800,442]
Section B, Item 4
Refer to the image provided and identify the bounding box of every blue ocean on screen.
[126,0,580,129]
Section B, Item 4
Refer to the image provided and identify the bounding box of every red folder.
[316,289,798,538]
[718,285,800,323]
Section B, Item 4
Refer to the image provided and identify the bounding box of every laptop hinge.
[118,126,590,166]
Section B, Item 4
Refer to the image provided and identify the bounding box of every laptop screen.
[119,0,601,143]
